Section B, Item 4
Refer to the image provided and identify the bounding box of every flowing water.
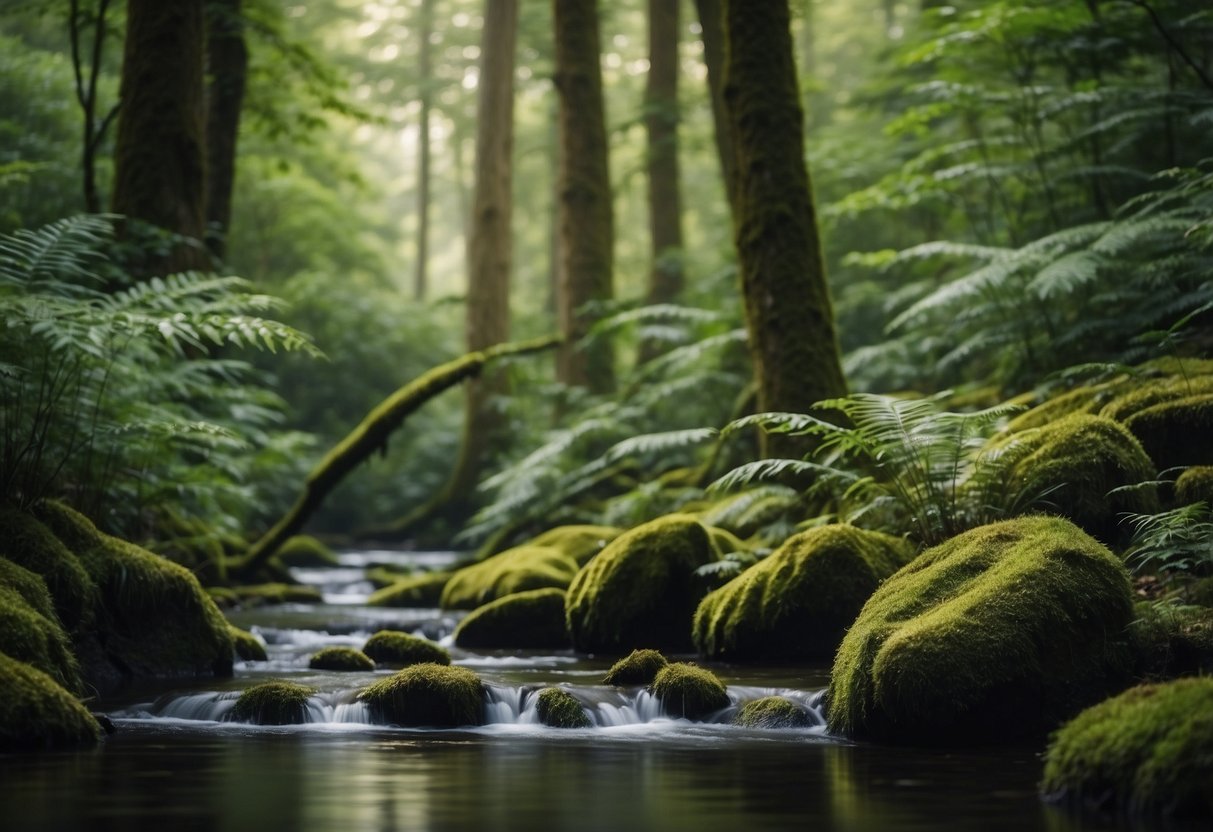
[0,550,1192,831]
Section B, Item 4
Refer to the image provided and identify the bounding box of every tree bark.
[413,0,435,301]
[693,0,737,214]
[69,0,119,215]
[204,0,249,262]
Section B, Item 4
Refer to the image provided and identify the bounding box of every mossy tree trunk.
[693,0,737,213]
[723,0,847,459]
[553,0,615,394]
[110,0,210,275]
[204,0,248,262]
[413,0,435,302]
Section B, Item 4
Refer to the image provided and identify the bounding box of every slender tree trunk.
[694,0,737,213]
[70,0,119,215]
[553,0,615,394]
[723,0,847,459]
[204,0,248,261]
[413,0,435,302]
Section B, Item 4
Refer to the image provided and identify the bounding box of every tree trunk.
[70,0,119,215]
[553,0,615,394]
[693,0,737,214]
[723,0,847,459]
[413,0,435,302]
[111,0,210,275]
[204,0,248,262]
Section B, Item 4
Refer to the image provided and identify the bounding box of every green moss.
[603,648,669,686]
[356,663,484,727]
[0,505,94,630]
[366,565,411,589]
[1099,374,1213,423]
[693,525,913,662]
[308,646,375,672]
[452,588,569,649]
[367,571,450,607]
[362,630,450,667]
[527,525,622,566]
[1124,394,1213,471]
[1129,601,1213,679]
[440,545,578,610]
[275,535,338,567]
[535,687,592,728]
[229,583,325,606]
[1005,384,1114,433]
[228,625,267,662]
[0,652,101,751]
[0,584,81,693]
[826,516,1134,744]
[565,514,716,653]
[1041,678,1213,818]
[230,680,316,725]
[0,556,58,622]
[649,662,729,720]
[733,696,812,729]
[1175,466,1213,506]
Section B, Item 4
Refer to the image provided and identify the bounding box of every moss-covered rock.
[1174,466,1213,506]
[1041,677,1213,818]
[275,535,338,567]
[1124,394,1213,472]
[367,571,450,607]
[733,696,812,729]
[362,630,450,667]
[535,687,592,728]
[228,625,267,662]
[0,652,101,751]
[228,583,325,606]
[693,525,913,662]
[357,663,484,727]
[1130,601,1213,679]
[0,582,81,693]
[528,525,622,566]
[308,646,376,671]
[366,565,410,589]
[602,648,668,686]
[565,514,716,653]
[650,662,730,721]
[1005,384,1115,434]
[0,505,94,630]
[452,588,569,649]
[826,516,1134,744]
[230,681,316,725]
[440,545,579,610]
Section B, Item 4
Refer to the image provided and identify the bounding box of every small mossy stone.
[231,681,316,725]
[357,663,484,727]
[275,535,338,567]
[362,630,450,667]
[0,653,102,751]
[693,525,913,662]
[733,696,812,729]
[826,516,1135,745]
[0,505,95,631]
[440,545,579,610]
[603,649,668,686]
[535,688,591,728]
[228,625,267,662]
[0,583,81,693]
[565,514,716,653]
[367,571,450,607]
[527,525,622,566]
[452,588,569,649]
[309,646,375,672]
[1175,466,1213,507]
[1124,394,1213,472]
[650,662,729,721]
[1041,677,1213,819]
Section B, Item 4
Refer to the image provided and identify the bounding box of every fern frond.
[604,428,717,464]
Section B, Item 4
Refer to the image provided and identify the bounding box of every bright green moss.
[440,545,579,610]
[0,505,94,630]
[1099,374,1213,423]
[535,687,591,728]
[367,571,450,607]
[1006,383,1116,433]
[1175,466,1213,506]
[275,535,338,567]
[309,646,375,672]
[0,584,81,693]
[228,625,267,662]
[1041,678,1213,818]
[603,649,668,686]
[565,514,716,653]
[649,662,729,721]
[693,525,913,662]
[230,681,316,725]
[452,588,569,649]
[362,630,450,667]
[1124,394,1213,471]
[527,525,622,566]
[826,516,1134,744]
[0,652,101,751]
[1130,601,1213,679]
[356,663,484,727]
[733,696,811,729]
[0,557,57,622]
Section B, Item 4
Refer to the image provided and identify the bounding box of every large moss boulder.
[565,514,716,653]
[1041,678,1213,819]
[527,525,622,566]
[650,662,729,721]
[440,545,578,610]
[452,588,569,649]
[357,663,484,727]
[362,630,450,667]
[693,525,913,661]
[826,516,1134,744]
[0,652,102,751]
[367,571,450,607]
[231,681,317,725]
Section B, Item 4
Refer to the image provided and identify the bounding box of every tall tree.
[413,0,435,301]
[723,0,847,458]
[204,0,249,261]
[693,0,737,213]
[68,0,120,214]
[553,0,614,394]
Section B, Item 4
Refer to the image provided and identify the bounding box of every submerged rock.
[362,630,450,667]
[602,649,668,686]
[228,625,268,662]
[440,545,578,610]
[231,681,316,725]
[650,662,729,721]
[309,646,375,672]
[367,571,450,608]
[0,652,102,751]
[452,588,569,649]
[535,688,591,728]
[357,663,484,727]
[733,696,812,729]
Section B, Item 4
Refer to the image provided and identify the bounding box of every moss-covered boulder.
[650,662,730,721]
[693,525,913,662]
[228,625,267,662]
[367,571,450,608]
[0,652,102,751]
[1130,602,1213,679]
[565,514,716,653]
[528,525,622,566]
[1124,394,1213,471]
[452,588,569,649]
[357,663,484,727]
[1005,384,1113,433]
[228,583,324,606]
[535,687,592,728]
[440,545,579,610]
[0,580,81,693]
[603,648,668,686]
[1174,466,1213,506]
[309,646,376,671]
[0,505,94,630]
[826,516,1134,744]
[275,535,338,567]
[362,630,450,667]
[1041,678,1213,818]
[733,696,812,729]
[230,681,316,725]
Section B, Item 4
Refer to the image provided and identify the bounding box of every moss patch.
[827,516,1134,744]
[535,687,591,728]
[452,588,569,649]
[228,583,325,606]
[440,545,579,610]
[1175,466,1213,506]
[275,535,338,567]
[230,681,316,725]
[228,625,267,662]
[1041,677,1213,818]
[357,663,484,727]
[733,696,811,729]
[0,582,81,693]
[693,525,913,662]
[367,571,450,607]
[0,505,94,631]
[528,525,622,566]
[603,648,669,686]
[0,652,101,751]
[309,646,375,672]
[1124,394,1213,472]
[362,630,450,667]
[650,662,729,720]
